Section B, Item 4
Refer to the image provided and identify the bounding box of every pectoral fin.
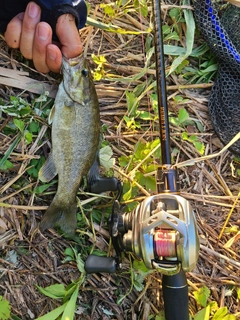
[48,105,55,125]
[39,153,57,182]
[87,158,100,186]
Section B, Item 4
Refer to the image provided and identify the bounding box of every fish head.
[61,54,94,103]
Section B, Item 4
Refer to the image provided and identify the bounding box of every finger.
[56,14,83,59]
[4,13,24,48]
[46,44,63,73]
[33,22,52,73]
[20,2,41,60]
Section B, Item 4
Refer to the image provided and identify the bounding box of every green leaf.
[133,259,149,273]
[122,184,132,201]
[237,288,240,299]
[145,176,157,192]
[69,247,85,273]
[178,108,189,124]
[24,131,33,144]
[165,42,209,57]
[133,276,145,292]
[99,145,115,170]
[0,296,11,320]
[11,315,22,320]
[64,282,78,299]
[137,110,155,120]
[136,172,156,192]
[27,156,46,178]
[155,310,166,320]
[209,301,218,313]
[36,284,66,299]
[173,95,184,103]
[61,284,79,320]
[132,260,154,293]
[119,155,130,167]
[100,3,115,16]
[126,91,138,116]
[0,135,21,169]
[134,0,148,17]
[164,31,180,41]
[168,0,195,75]
[76,254,85,273]
[182,133,205,155]
[162,25,171,35]
[222,316,236,320]
[34,181,56,194]
[194,305,210,320]
[182,132,189,140]
[175,59,189,74]
[169,116,179,126]
[189,135,198,142]
[116,294,125,305]
[169,7,181,21]
[193,141,205,155]
[195,120,204,133]
[0,159,14,171]
[29,120,40,133]
[13,118,24,133]
[133,81,147,96]
[123,115,135,128]
[64,247,75,260]
[36,302,67,320]
[212,307,228,320]
[193,286,210,307]
[91,249,107,257]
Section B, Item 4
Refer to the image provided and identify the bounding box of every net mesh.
[193,0,240,154]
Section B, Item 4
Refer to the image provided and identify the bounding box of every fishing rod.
[85,1,199,319]
[151,1,199,318]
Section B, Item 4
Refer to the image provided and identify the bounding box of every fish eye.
[82,69,88,77]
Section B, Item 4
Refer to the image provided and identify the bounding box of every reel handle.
[85,254,117,274]
[162,270,189,320]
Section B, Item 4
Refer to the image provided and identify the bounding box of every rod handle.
[162,270,189,320]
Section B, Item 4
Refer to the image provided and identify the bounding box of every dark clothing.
[0,0,87,39]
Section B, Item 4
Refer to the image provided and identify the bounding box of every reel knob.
[85,255,118,274]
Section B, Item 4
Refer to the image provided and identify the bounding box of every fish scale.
[39,54,100,236]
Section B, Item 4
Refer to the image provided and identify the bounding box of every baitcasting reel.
[85,193,199,275]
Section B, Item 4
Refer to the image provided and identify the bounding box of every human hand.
[4,1,83,73]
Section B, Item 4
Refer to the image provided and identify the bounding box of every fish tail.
[40,200,77,236]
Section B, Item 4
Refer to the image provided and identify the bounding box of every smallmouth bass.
[39,54,100,235]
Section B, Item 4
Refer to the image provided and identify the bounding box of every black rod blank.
[152,0,171,165]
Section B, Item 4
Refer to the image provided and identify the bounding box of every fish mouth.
[61,54,85,73]
[63,54,84,66]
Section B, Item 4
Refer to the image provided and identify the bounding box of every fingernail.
[28,2,39,18]
[38,24,50,41]
[17,12,24,21]
[47,47,57,61]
